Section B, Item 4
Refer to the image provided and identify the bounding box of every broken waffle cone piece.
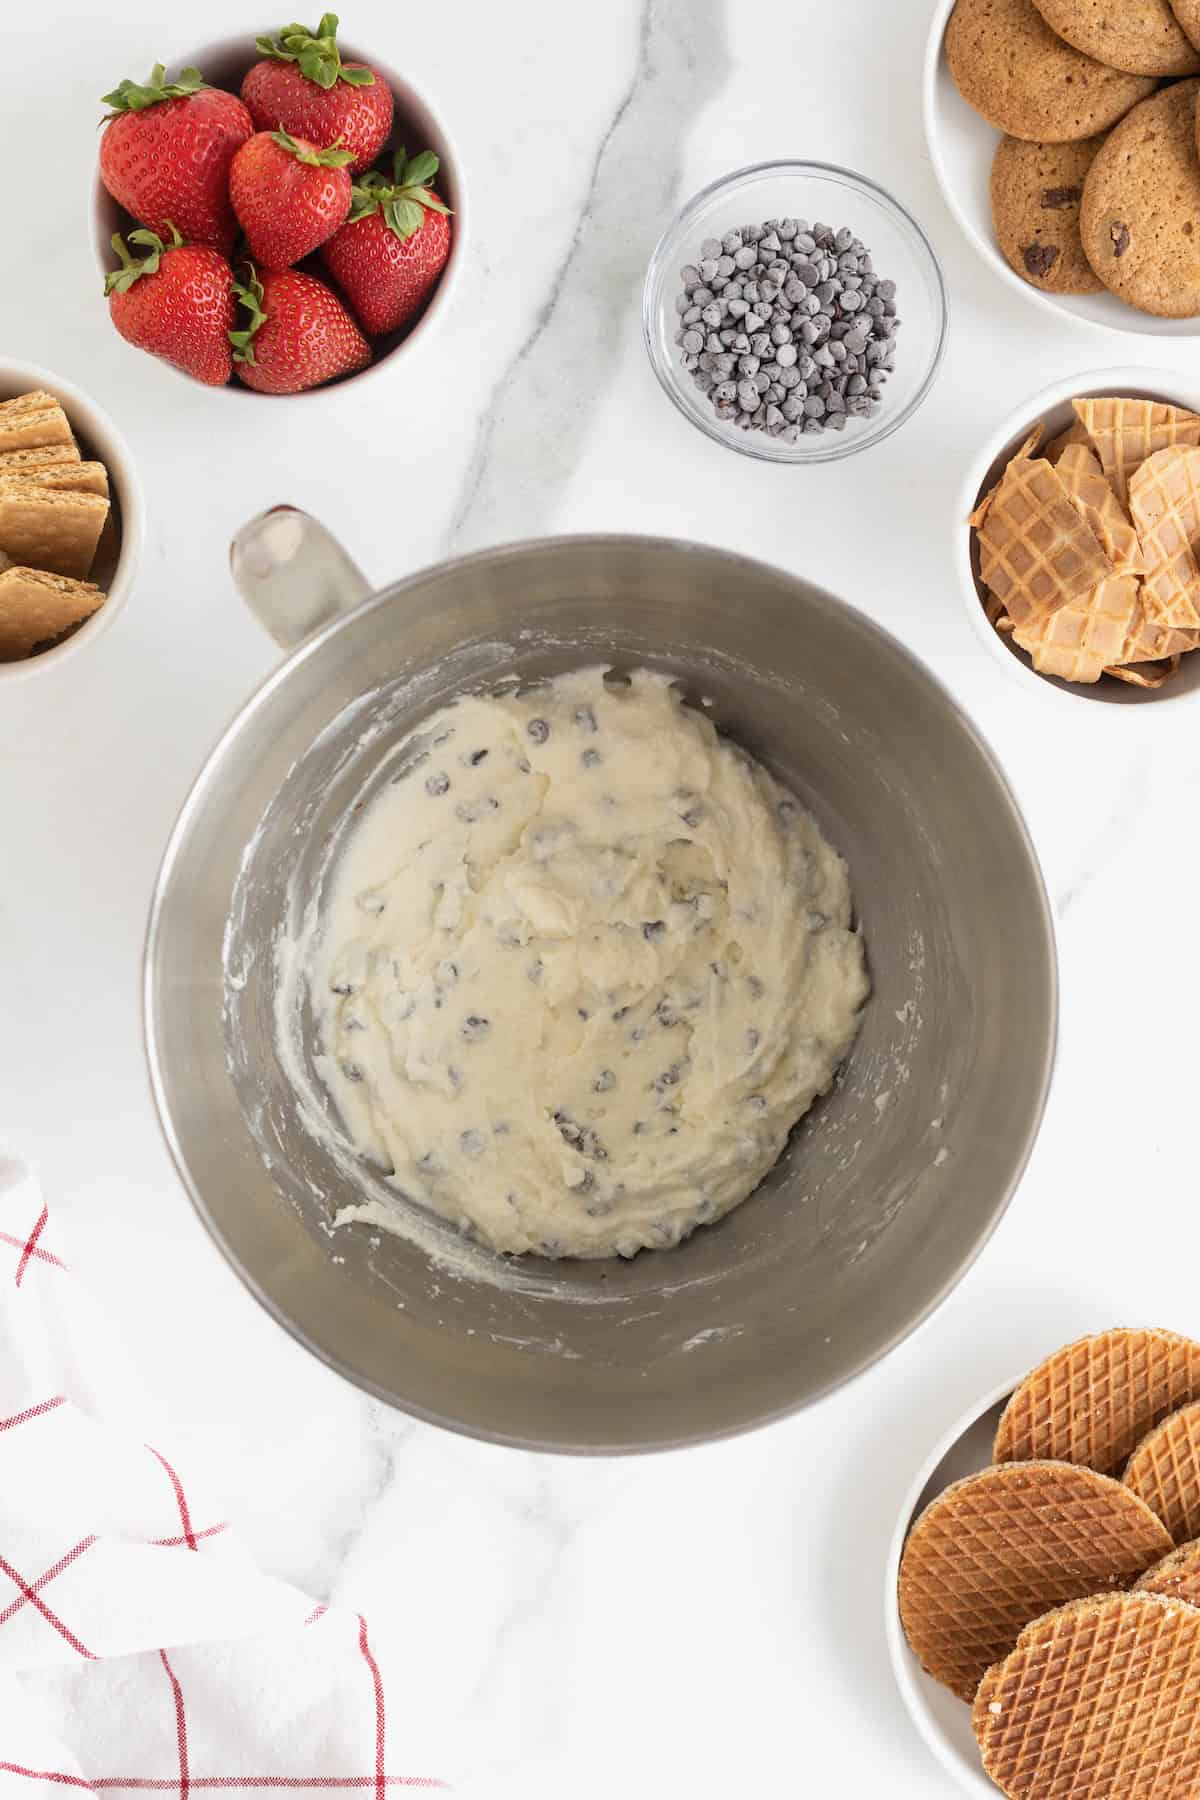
[1011,572,1139,683]
[1043,419,1090,464]
[1130,445,1200,630]
[0,566,104,661]
[1136,1537,1200,1607]
[1075,396,1200,507]
[974,1591,1200,1800]
[994,1328,1200,1476]
[969,432,1045,531]
[897,1460,1171,1702]
[1124,1400,1200,1543]
[1055,442,1145,575]
[1113,596,1200,663]
[1105,655,1182,687]
[974,449,1112,627]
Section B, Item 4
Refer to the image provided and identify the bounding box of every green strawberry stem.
[348,146,451,241]
[254,13,374,88]
[101,63,208,116]
[103,222,184,295]
[270,125,354,167]
[229,265,268,365]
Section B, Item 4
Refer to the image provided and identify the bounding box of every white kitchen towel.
[0,1149,444,1794]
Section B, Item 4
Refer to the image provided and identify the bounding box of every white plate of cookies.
[0,361,143,680]
[887,1327,1200,1797]
[924,0,1200,334]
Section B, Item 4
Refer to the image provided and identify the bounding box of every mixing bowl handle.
[229,507,372,651]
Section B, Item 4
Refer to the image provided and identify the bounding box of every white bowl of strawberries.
[92,14,462,397]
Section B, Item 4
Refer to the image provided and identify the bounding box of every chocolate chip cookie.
[1172,0,1200,53]
[946,0,1157,142]
[991,135,1105,292]
[1030,0,1199,76]
[1080,80,1200,316]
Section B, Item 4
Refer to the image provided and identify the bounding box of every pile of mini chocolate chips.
[673,217,900,442]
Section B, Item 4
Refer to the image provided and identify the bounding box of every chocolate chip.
[1040,186,1081,210]
[1110,222,1130,258]
[642,920,667,942]
[526,718,550,743]
[1022,244,1059,278]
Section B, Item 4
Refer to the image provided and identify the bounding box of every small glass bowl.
[643,161,949,464]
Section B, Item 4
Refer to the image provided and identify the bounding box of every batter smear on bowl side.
[311,668,869,1259]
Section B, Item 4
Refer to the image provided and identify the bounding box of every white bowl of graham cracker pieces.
[0,359,143,681]
[958,366,1200,709]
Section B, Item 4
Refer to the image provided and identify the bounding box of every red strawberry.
[320,149,452,337]
[99,64,253,252]
[230,128,353,270]
[105,225,236,387]
[242,15,393,176]
[230,265,370,393]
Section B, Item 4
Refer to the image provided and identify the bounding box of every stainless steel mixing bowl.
[145,522,1056,1453]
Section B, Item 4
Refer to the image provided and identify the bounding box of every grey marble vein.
[444,0,729,554]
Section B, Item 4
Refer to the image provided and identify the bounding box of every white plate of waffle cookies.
[887,1327,1200,1798]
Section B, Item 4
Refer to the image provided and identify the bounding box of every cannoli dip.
[310,668,869,1259]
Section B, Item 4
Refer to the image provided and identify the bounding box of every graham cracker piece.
[0,444,80,479]
[0,486,108,580]
[0,390,74,453]
[0,463,108,500]
[0,566,105,660]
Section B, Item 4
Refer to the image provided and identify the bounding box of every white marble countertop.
[4,0,1200,1792]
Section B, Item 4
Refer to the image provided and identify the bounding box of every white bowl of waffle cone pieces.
[0,357,143,682]
[887,1326,1200,1797]
[959,366,1200,708]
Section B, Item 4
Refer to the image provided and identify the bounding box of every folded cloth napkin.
[0,1150,444,1795]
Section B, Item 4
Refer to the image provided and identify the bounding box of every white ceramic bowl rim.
[642,158,950,464]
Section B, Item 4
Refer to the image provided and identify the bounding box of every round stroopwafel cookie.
[1137,1537,1200,1607]
[1125,1401,1200,1542]
[974,1591,1200,1798]
[897,1461,1171,1701]
[993,1328,1200,1475]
